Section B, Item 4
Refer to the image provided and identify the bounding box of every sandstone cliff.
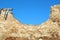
[0,5,60,40]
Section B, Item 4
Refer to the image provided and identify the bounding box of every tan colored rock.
[0,5,60,40]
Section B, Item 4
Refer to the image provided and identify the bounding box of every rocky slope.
[0,5,60,40]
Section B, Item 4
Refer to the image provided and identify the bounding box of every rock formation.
[0,5,60,40]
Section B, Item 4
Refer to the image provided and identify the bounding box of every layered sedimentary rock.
[0,5,60,40]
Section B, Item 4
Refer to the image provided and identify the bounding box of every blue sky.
[0,0,60,25]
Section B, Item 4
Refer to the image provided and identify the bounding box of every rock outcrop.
[0,5,60,40]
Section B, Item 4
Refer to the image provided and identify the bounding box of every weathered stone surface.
[0,5,60,40]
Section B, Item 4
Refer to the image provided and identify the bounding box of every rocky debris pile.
[0,5,60,40]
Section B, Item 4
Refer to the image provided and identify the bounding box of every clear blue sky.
[0,0,60,25]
